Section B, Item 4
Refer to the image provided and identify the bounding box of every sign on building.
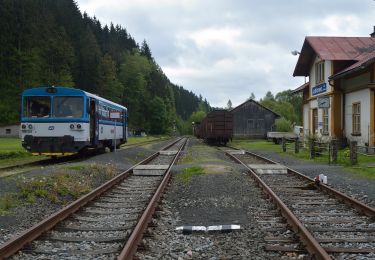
[312,83,327,96]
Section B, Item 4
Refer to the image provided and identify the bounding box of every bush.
[275,117,292,132]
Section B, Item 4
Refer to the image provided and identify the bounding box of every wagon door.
[89,99,97,145]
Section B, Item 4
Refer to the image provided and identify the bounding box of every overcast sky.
[76,0,375,108]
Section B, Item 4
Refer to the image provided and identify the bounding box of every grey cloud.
[77,0,375,107]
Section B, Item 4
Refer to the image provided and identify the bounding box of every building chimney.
[371,26,375,38]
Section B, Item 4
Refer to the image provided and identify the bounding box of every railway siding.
[228,148,375,259]
[1,138,187,259]
[136,139,309,259]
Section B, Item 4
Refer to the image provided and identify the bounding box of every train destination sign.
[312,83,327,96]
[110,112,121,119]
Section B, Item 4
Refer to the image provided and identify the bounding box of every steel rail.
[0,137,183,259]
[238,148,375,217]
[0,137,171,174]
[118,138,188,259]
[225,152,331,260]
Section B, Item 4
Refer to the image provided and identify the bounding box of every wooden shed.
[230,99,279,138]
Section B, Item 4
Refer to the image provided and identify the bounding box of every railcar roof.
[22,86,127,110]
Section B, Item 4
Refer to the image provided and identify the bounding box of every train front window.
[24,96,51,118]
[53,97,83,118]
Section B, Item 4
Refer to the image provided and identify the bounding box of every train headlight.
[28,124,33,129]
[77,124,81,129]
[22,124,26,129]
[70,124,75,129]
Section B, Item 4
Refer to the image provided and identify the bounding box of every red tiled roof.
[330,52,375,80]
[291,81,309,94]
[293,36,375,76]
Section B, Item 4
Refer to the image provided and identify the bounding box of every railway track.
[0,137,187,259]
[0,137,169,175]
[225,147,375,259]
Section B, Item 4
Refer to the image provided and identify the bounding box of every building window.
[257,119,264,129]
[315,61,324,84]
[352,102,361,135]
[247,119,254,129]
[6,129,11,134]
[312,109,318,133]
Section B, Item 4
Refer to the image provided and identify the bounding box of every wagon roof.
[230,99,280,117]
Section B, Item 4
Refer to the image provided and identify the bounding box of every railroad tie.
[133,164,170,176]
[247,164,288,174]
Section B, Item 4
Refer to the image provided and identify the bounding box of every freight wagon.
[198,110,233,145]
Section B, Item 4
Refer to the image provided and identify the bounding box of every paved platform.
[247,164,288,174]
[133,164,170,176]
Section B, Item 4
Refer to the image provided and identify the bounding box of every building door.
[312,108,318,134]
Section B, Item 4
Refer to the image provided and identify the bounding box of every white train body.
[21,87,128,156]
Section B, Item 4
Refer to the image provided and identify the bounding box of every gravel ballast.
[136,139,306,259]
[245,148,375,207]
[0,139,172,245]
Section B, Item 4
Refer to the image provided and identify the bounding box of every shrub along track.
[0,137,187,259]
[225,147,375,260]
[0,138,169,177]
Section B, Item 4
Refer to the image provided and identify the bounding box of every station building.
[293,29,375,146]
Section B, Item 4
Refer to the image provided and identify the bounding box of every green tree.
[96,54,123,103]
[249,92,256,100]
[148,96,167,134]
[226,99,233,110]
[140,39,153,61]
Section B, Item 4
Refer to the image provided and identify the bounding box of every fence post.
[282,137,286,152]
[309,138,315,159]
[350,141,357,165]
[331,139,337,164]
[295,138,299,153]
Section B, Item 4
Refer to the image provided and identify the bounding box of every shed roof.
[230,99,280,117]
[293,36,375,76]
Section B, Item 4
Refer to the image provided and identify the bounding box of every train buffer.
[133,165,170,176]
[247,164,287,175]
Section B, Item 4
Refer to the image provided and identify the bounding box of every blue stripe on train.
[98,120,125,126]
[21,118,90,123]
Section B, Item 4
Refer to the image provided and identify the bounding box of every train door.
[90,99,96,145]
[123,109,128,142]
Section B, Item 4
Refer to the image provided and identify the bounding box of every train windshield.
[53,96,84,118]
[23,96,51,118]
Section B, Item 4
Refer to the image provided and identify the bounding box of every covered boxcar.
[20,86,128,156]
[198,110,233,145]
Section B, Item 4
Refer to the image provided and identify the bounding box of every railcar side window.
[24,96,51,118]
[53,97,83,118]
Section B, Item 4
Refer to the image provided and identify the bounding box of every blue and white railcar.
[20,86,128,156]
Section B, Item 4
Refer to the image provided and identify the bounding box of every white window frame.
[352,102,361,135]
[315,61,325,84]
